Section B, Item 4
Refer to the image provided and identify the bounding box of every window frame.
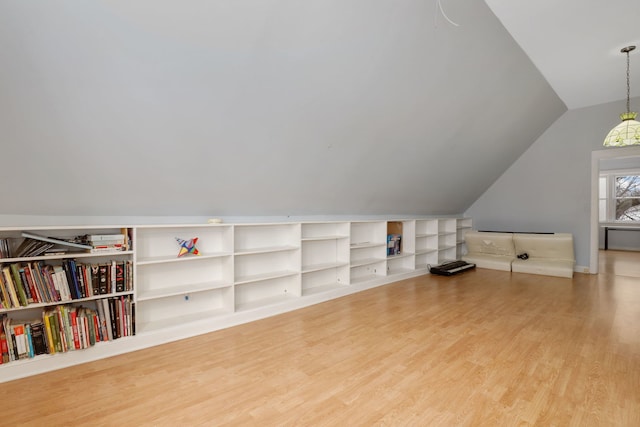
[599,168,640,223]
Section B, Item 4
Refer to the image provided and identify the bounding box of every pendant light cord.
[626,49,631,114]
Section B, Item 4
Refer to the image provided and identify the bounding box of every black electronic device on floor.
[429,260,476,276]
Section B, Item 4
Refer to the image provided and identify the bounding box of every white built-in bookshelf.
[456,218,473,258]
[438,219,458,262]
[0,217,471,382]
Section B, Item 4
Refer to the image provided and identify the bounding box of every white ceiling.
[485,0,640,110]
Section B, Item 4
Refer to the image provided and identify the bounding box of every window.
[615,175,640,220]
[599,171,640,222]
[599,176,607,222]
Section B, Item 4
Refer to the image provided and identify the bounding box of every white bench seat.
[462,231,575,278]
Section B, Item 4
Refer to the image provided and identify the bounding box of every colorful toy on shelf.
[176,237,200,257]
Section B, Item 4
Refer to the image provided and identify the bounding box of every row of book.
[0,296,135,363]
[0,260,133,310]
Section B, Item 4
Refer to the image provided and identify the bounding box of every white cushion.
[464,232,516,256]
[513,233,574,261]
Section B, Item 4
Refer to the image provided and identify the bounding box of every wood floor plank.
[1,251,639,426]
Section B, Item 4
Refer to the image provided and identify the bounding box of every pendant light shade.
[604,46,640,147]
[603,112,640,146]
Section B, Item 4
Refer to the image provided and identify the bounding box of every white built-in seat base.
[462,231,575,278]
[462,253,513,271]
[511,258,575,278]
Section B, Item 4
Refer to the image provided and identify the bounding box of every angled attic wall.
[465,96,640,269]
[0,1,564,218]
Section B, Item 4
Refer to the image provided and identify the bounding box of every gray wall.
[466,96,640,269]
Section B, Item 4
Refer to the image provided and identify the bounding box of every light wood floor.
[2,251,639,426]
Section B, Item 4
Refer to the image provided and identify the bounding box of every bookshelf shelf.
[0,291,134,314]
[301,235,349,242]
[350,257,385,268]
[387,252,414,260]
[0,250,134,264]
[416,233,438,238]
[234,245,299,256]
[350,242,385,249]
[234,270,299,286]
[136,309,231,334]
[137,281,231,301]
[302,261,349,274]
[136,252,232,266]
[0,217,472,382]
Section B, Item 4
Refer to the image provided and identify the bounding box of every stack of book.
[81,234,128,253]
[16,232,92,257]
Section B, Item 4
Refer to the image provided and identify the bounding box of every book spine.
[95,299,107,341]
[85,234,126,242]
[42,265,61,302]
[81,265,92,297]
[22,265,40,303]
[75,264,86,299]
[108,298,118,340]
[31,262,52,303]
[55,306,69,352]
[52,307,63,352]
[12,324,28,360]
[110,261,116,294]
[0,270,11,308]
[101,299,113,341]
[115,262,125,293]
[87,310,96,346]
[70,309,80,350]
[31,321,49,355]
[98,264,109,295]
[2,268,20,308]
[126,261,132,291]
[0,316,9,363]
[42,313,56,354]
[18,268,34,303]
[82,313,90,348]
[47,310,62,353]
[9,264,29,306]
[120,296,128,337]
[25,323,34,358]
[8,324,17,361]
[77,310,86,349]
[62,260,80,300]
[53,266,71,301]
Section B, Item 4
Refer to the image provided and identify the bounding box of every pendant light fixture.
[604,45,640,147]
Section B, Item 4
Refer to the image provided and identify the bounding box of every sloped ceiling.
[485,0,640,109]
[0,0,565,217]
